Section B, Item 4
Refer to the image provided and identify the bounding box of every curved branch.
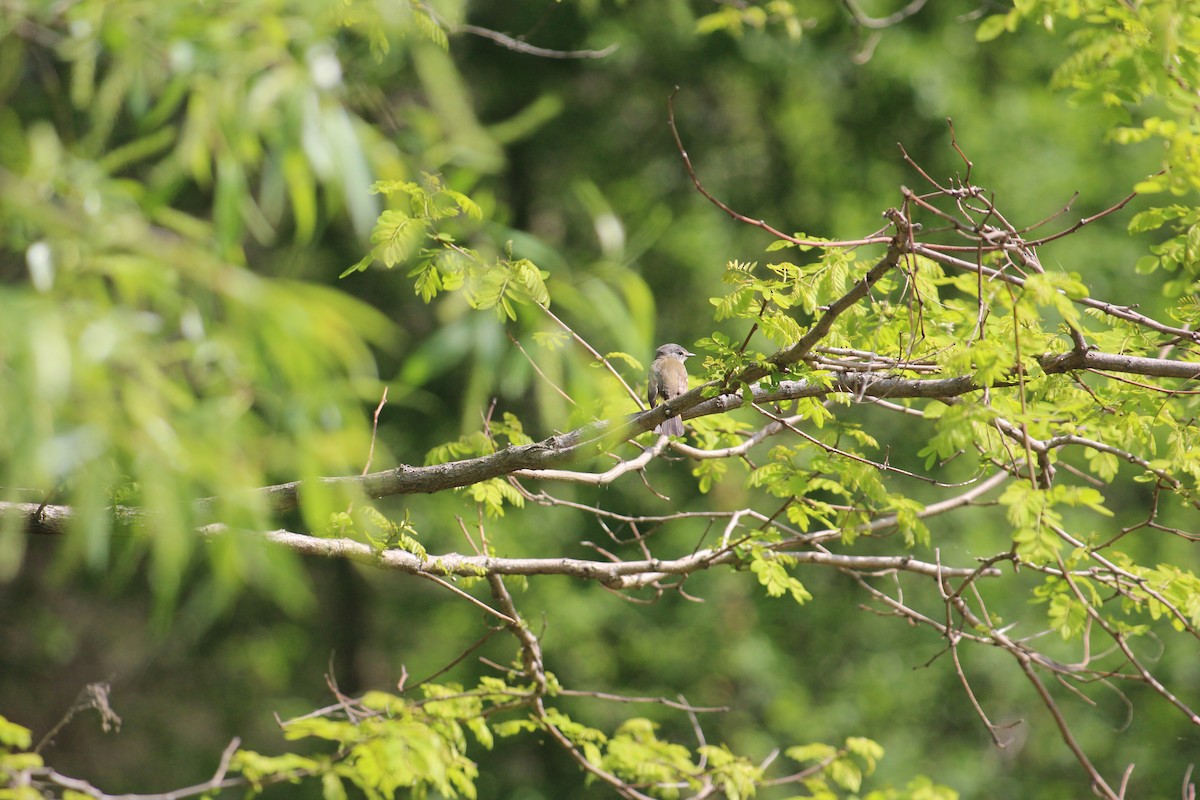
[514,435,671,484]
[457,24,618,59]
[842,0,928,29]
[1056,556,1200,726]
[204,526,998,587]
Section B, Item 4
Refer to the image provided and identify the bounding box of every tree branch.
[197,526,997,587]
[12,337,1196,531]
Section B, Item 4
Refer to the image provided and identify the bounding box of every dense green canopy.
[1,2,1198,799]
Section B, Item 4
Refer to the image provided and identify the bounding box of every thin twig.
[457,24,618,59]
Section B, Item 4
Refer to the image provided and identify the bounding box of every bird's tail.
[655,415,684,437]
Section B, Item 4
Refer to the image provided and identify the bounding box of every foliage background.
[0,1,1195,798]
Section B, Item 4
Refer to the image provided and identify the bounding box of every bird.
[647,343,694,437]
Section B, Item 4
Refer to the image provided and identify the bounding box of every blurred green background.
[0,1,1194,798]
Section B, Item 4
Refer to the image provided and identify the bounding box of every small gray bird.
[647,343,694,437]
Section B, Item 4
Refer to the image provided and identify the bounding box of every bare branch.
[456,24,618,59]
[31,737,245,800]
[514,435,671,484]
[842,0,928,29]
[191,525,997,587]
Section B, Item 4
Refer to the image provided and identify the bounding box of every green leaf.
[410,260,444,302]
[603,350,644,372]
[283,148,318,243]
[1048,590,1088,639]
[371,210,426,267]
[233,749,321,781]
[1128,207,1168,233]
[322,772,348,800]
[0,716,32,750]
[494,718,541,737]
[532,330,571,351]
[749,548,812,604]
[976,12,1015,42]
[1134,255,1160,274]
[845,736,884,771]
[786,742,838,763]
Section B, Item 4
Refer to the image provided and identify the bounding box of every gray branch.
[212,527,998,586]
